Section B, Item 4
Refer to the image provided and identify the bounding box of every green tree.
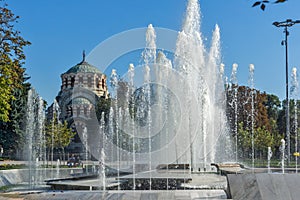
[0,3,30,157]
[227,85,281,161]
[264,94,281,121]
[0,3,30,122]
[96,96,111,123]
[46,117,75,162]
[254,126,274,159]
[0,84,30,157]
[237,122,251,158]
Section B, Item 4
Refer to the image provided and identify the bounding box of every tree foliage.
[0,3,30,122]
[45,116,75,150]
[0,2,30,157]
[226,85,285,161]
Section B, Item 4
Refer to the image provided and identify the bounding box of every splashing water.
[25,88,46,188]
[249,64,255,171]
[230,64,238,162]
[104,0,232,175]
[280,139,286,174]
[267,147,272,173]
[291,67,298,173]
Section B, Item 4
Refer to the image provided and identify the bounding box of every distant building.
[47,52,108,154]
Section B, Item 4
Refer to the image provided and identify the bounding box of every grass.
[239,158,300,168]
[0,164,26,170]
[0,184,17,192]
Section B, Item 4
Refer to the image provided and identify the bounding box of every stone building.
[47,52,108,154]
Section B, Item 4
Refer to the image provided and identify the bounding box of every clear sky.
[7,0,300,104]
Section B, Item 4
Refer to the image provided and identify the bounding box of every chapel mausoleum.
[47,52,108,154]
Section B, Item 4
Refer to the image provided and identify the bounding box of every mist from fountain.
[56,159,60,178]
[249,64,255,171]
[82,127,89,174]
[173,0,229,171]
[230,64,238,163]
[51,99,59,179]
[25,88,46,188]
[103,0,231,176]
[280,139,286,174]
[291,67,298,173]
[267,147,272,173]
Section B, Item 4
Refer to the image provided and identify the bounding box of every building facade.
[48,52,108,154]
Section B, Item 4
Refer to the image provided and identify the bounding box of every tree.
[226,85,283,161]
[252,0,287,11]
[0,2,30,158]
[264,94,281,122]
[0,3,30,122]
[45,116,75,162]
[254,126,274,159]
[96,96,111,123]
[0,83,30,158]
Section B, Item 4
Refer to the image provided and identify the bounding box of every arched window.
[96,77,100,88]
[79,77,83,85]
[64,77,68,88]
[102,79,105,89]
[77,107,81,116]
[84,107,88,116]
[88,76,92,88]
[71,77,75,87]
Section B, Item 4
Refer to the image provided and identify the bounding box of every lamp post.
[273,19,300,164]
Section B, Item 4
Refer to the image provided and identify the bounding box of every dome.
[64,51,102,74]
[71,97,91,105]
[65,61,101,74]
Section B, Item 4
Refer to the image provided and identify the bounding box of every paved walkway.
[0,190,229,200]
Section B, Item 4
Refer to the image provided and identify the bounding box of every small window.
[71,77,75,87]
[102,79,105,89]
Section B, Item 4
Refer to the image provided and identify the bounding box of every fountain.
[280,139,286,173]
[229,63,238,162]
[87,0,233,192]
[82,127,89,174]
[25,88,47,189]
[56,159,60,178]
[291,67,298,173]
[267,146,272,173]
[11,0,300,199]
[249,64,255,171]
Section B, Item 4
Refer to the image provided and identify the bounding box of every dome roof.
[65,61,101,74]
[71,97,91,105]
[64,51,102,74]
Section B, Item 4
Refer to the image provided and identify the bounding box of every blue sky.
[7,0,300,104]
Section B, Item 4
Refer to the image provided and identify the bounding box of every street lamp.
[273,19,300,164]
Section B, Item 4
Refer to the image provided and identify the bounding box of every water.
[56,159,60,178]
[230,63,238,162]
[25,88,46,188]
[291,67,298,173]
[267,147,272,173]
[173,0,228,171]
[51,99,59,178]
[143,24,155,190]
[127,64,136,190]
[249,64,255,171]
[21,0,287,194]
[280,139,286,174]
[110,69,120,189]
[101,0,231,177]
[82,127,89,174]
[100,148,106,191]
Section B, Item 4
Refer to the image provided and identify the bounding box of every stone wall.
[0,168,83,187]
[227,173,300,200]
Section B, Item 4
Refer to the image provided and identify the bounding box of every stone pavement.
[0,190,228,200]
[227,173,300,200]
